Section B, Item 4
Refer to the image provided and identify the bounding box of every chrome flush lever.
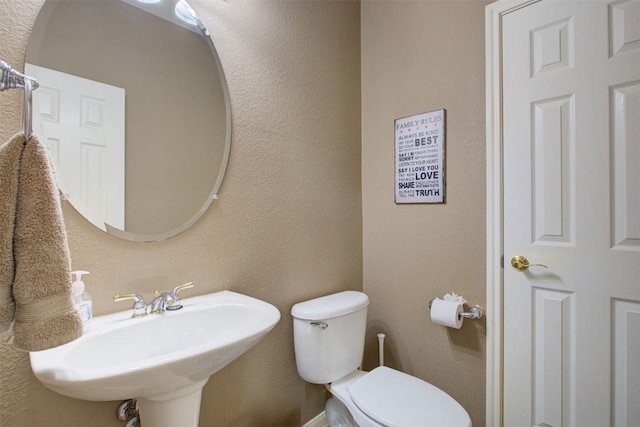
[310,321,328,329]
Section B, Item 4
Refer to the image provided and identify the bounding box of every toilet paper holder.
[428,299,484,320]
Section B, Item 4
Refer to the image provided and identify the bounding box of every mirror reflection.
[26,0,231,241]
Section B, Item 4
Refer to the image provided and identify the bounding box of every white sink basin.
[30,290,280,426]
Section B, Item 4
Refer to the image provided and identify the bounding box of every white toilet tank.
[291,291,369,384]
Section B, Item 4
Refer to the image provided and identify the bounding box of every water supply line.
[377,333,385,367]
[117,399,139,427]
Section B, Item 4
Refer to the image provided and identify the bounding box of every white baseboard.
[302,410,328,427]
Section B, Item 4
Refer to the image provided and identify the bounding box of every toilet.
[291,291,471,427]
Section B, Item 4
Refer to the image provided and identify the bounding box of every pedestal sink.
[29,290,280,426]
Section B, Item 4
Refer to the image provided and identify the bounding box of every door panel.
[502,1,640,426]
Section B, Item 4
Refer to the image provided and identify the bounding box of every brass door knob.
[510,255,547,271]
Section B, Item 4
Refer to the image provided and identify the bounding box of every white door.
[26,64,126,231]
[502,0,640,426]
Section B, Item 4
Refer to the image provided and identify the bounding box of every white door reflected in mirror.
[27,64,126,232]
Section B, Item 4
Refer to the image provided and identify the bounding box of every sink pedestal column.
[137,379,209,427]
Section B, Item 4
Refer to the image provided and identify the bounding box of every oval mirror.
[25,0,231,242]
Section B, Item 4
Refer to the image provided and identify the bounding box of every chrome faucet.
[149,292,174,314]
[150,282,195,314]
[113,282,194,318]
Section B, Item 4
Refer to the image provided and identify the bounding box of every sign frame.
[394,109,446,204]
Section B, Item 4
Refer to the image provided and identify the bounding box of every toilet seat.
[347,366,471,427]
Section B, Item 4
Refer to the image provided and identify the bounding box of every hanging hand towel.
[0,133,25,332]
[11,133,82,351]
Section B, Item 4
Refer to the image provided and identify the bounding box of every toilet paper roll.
[430,298,464,329]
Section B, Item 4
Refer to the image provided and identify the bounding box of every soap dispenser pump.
[72,270,93,331]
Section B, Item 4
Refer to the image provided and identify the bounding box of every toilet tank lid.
[291,291,369,320]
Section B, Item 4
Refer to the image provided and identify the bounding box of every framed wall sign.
[394,109,446,204]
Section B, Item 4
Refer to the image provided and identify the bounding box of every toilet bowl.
[291,291,471,427]
[328,367,470,427]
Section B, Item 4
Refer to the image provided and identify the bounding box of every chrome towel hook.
[0,60,39,91]
[1,59,39,139]
[23,79,33,139]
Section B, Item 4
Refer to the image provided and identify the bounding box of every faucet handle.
[166,282,194,311]
[170,282,194,297]
[113,293,148,318]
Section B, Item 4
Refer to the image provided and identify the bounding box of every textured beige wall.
[1,0,490,425]
[0,0,361,425]
[361,1,488,426]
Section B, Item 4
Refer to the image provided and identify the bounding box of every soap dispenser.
[71,270,93,331]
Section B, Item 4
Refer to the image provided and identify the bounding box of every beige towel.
[0,133,24,331]
[1,133,82,351]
